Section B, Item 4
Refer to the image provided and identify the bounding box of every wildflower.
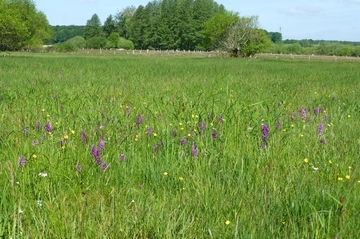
[91,145,101,159]
[95,157,103,165]
[37,200,43,207]
[32,154,37,159]
[314,107,319,116]
[329,160,332,164]
[23,127,28,135]
[348,115,351,118]
[218,116,223,124]
[320,138,326,144]
[163,172,168,176]
[179,177,184,181]
[278,101,283,107]
[76,164,82,172]
[153,144,159,153]
[172,130,177,137]
[346,175,350,180]
[99,139,105,150]
[225,220,231,225]
[191,142,198,156]
[18,156,26,167]
[101,163,108,171]
[318,123,323,135]
[211,131,217,139]
[135,114,143,124]
[81,131,87,142]
[119,154,125,161]
[35,121,41,130]
[292,112,297,118]
[260,142,266,149]
[338,177,343,181]
[300,108,307,119]
[261,124,269,141]
[180,137,187,146]
[153,132,157,137]
[71,130,75,134]
[45,123,52,132]
[63,134,69,140]
[304,158,309,163]
[147,126,153,135]
[32,140,38,147]
[199,121,206,133]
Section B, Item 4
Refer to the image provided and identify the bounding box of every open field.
[1,52,360,238]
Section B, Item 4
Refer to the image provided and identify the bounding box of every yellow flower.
[62,145,66,150]
[179,177,184,181]
[348,166,352,170]
[304,158,309,163]
[153,132,157,137]
[338,177,344,181]
[32,154,37,159]
[348,115,351,118]
[346,175,351,180]
[300,134,304,137]
[163,172,168,176]
[329,160,332,164]
[71,130,75,134]
[63,134,69,140]
[291,124,294,128]
[225,220,231,225]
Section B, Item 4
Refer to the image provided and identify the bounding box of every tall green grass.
[1,52,360,238]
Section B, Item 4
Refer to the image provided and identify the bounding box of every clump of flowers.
[18,156,26,167]
[81,131,88,142]
[180,136,187,146]
[318,123,324,135]
[261,124,269,141]
[191,142,198,157]
[45,123,52,132]
[135,114,143,124]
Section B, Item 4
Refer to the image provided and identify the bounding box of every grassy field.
[1,52,360,238]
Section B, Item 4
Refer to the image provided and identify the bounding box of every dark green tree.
[103,14,116,37]
[84,14,103,39]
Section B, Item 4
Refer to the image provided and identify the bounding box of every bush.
[118,37,134,50]
[53,42,77,52]
[67,36,86,49]
[86,37,107,49]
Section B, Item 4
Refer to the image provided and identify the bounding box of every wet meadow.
[1,52,360,238]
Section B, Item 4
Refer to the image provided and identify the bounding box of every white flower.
[312,166,319,171]
[37,200,42,207]
[38,172,48,177]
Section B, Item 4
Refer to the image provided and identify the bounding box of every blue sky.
[35,0,360,41]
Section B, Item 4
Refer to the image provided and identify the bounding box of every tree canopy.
[0,0,52,50]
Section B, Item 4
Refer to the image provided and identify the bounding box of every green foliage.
[118,37,134,49]
[241,29,272,56]
[86,36,107,49]
[66,36,86,49]
[1,53,360,238]
[84,14,103,39]
[203,12,239,49]
[50,25,85,44]
[267,31,282,43]
[103,14,116,38]
[0,0,52,50]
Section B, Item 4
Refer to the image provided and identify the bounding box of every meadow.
[1,52,360,238]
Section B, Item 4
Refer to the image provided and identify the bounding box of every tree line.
[1,0,359,57]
